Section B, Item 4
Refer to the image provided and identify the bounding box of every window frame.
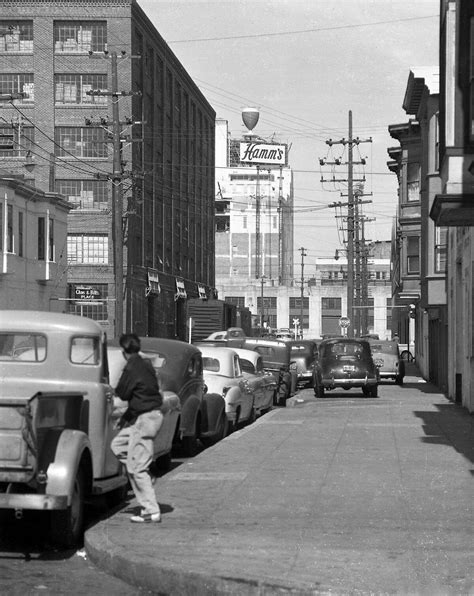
[0,21,33,53]
[54,73,108,105]
[53,21,107,54]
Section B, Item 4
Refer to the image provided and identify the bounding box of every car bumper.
[322,377,378,389]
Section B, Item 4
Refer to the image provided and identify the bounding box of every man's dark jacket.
[115,353,163,424]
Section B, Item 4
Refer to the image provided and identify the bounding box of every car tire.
[50,465,85,548]
[396,375,404,386]
[201,409,229,447]
[362,386,370,397]
[315,382,325,398]
[370,385,378,398]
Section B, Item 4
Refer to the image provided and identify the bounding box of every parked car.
[288,339,319,389]
[198,345,256,431]
[0,311,130,547]
[243,338,298,406]
[232,348,277,416]
[368,340,405,385]
[204,327,247,348]
[109,337,228,453]
[314,337,379,398]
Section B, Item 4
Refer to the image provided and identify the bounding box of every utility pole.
[299,247,307,338]
[87,50,141,338]
[321,111,372,337]
[255,165,261,278]
[360,215,375,335]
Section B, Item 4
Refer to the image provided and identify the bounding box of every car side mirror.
[203,383,208,394]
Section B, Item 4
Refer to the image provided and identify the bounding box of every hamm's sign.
[240,142,287,166]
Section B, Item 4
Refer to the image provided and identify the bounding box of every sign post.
[339,316,350,337]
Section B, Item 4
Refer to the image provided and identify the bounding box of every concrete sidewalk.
[85,368,474,595]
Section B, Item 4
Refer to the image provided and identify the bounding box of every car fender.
[179,394,201,438]
[200,392,226,434]
[44,429,92,506]
[223,385,244,409]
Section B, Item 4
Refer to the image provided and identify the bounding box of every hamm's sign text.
[240,142,287,165]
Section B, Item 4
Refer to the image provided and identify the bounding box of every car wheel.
[370,385,378,398]
[362,386,371,397]
[396,375,404,386]
[50,465,85,548]
[400,350,414,362]
[315,382,325,398]
[246,405,256,426]
[201,409,229,447]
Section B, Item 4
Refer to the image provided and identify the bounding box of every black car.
[314,338,379,398]
[287,339,319,389]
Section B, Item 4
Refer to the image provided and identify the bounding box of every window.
[243,215,247,229]
[18,211,23,257]
[0,125,34,157]
[67,234,108,264]
[55,127,107,158]
[70,336,99,365]
[7,204,13,253]
[0,73,34,102]
[321,297,342,336]
[407,236,420,274]
[48,218,54,262]
[68,283,108,321]
[0,333,46,362]
[386,298,392,331]
[225,296,246,308]
[38,217,45,261]
[435,227,447,273]
[0,21,33,53]
[406,162,420,202]
[289,297,309,329]
[54,21,107,53]
[56,179,108,210]
[55,74,107,105]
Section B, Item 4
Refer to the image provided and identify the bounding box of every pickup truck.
[0,311,180,547]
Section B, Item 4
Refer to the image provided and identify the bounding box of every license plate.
[343,365,355,372]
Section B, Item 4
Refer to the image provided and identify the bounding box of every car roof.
[0,310,103,335]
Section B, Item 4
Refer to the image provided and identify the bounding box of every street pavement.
[85,365,474,595]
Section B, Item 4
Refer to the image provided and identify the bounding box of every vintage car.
[314,338,379,398]
[368,340,405,385]
[198,345,256,431]
[232,348,277,416]
[287,339,319,389]
[203,327,247,348]
[109,337,228,453]
[0,311,132,547]
[243,338,298,406]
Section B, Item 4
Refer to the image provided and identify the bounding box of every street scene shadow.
[414,402,474,467]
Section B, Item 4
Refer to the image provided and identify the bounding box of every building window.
[38,217,45,261]
[56,179,108,210]
[68,283,108,322]
[225,296,245,308]
[55,127,108,158]
[407,236,420,274]
[18,210,23,257]
[48,219,54,262]
[243,215,247,229]
[386,298,392,331]
[54,21,107,53]
[7,204,13,253]
[0,73,34,102]
[67,234,108,264]
[288,297,309,330]
[0,21,33,53]
[55,74,107,105]
[321,297,342,336]
[406,162,420,202]
[0,125,34,157]
[434,227,447,273]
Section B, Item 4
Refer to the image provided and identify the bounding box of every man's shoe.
[130,512,161,523]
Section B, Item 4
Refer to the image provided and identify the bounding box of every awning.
[197,283,207,299]
[175,277,187,300]
[146,269,161,297]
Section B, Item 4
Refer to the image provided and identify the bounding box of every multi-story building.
[0,0,215,339]
[214,119,295,331]
[0,172,70,310]
[430,0,474,411]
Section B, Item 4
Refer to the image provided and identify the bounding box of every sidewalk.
[85,368,474,595]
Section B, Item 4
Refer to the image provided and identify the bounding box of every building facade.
[430,0,474,411]
[0,173,70,310]
[0,0,215,339]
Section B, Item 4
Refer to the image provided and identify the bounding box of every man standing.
[111,333,163,523]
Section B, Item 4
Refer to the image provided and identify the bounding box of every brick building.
[0,0,215,338]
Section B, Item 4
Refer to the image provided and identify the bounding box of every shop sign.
[74,285,101,300]
[239,142,287,165]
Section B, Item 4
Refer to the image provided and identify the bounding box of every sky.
[136,0,439,265]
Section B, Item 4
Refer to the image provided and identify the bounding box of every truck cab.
[0,311,129,546]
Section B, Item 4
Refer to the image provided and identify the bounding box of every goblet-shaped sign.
[242,107,259,132]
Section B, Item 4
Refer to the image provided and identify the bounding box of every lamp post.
[260,275,266,331]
